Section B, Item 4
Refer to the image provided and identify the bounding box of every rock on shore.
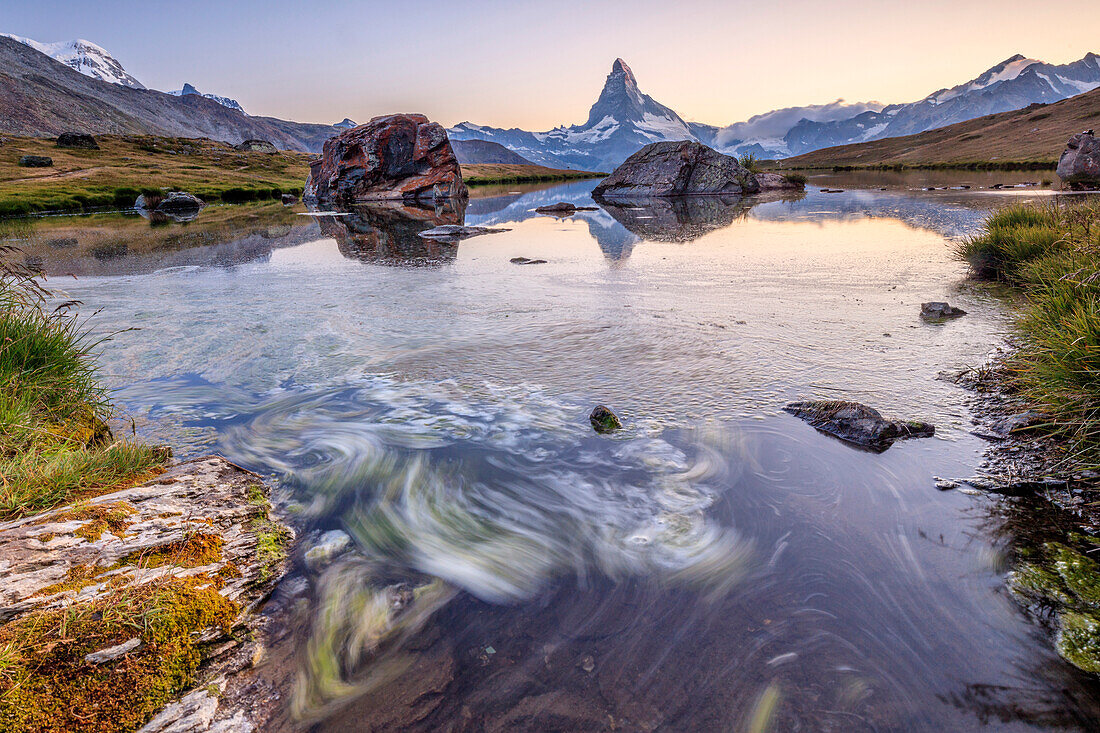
[0,456,292,731]
[304,114,467,205]
[591,141,804,198]
[1057,130,1100,190]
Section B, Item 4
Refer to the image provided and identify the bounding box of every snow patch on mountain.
[169,83,245,113]
[1,33,145,88]
[712,99,883,157]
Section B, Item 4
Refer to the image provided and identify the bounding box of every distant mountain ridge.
[451,139,535,165]
[784,53,1100,155]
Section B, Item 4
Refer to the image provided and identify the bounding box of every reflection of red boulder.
[317,199,466,266]
[305,114,468,205]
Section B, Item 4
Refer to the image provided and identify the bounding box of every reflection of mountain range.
[596,193,804,243]
[317,200,466,266]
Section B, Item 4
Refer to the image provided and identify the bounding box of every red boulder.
[305,114,467,205]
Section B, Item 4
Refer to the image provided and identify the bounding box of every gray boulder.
[235,139,277,153]
[753,172,804,191]
[593,141,761,198]
[921,302,966,319]
[784,400,934,451]
[18,155,52,167]
[56,132,99,150]
[1057,131,1100,190]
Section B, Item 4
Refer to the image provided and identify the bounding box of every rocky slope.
[0,36,338,153]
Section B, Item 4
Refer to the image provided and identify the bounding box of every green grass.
[958,200,1100,467]
[0,247,168,520]
[0,135,310,217]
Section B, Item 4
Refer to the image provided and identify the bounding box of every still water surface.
[9,173,1100,730]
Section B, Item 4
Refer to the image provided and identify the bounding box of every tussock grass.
[959,200,1100,467]
[0,246,167,520]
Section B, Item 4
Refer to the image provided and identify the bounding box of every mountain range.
[449,54,1100,168]
[2,30,1098,167]
[0,35,339,152]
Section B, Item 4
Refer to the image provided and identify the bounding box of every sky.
[3,0,1099,130]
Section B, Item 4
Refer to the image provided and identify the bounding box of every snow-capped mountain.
[169,83,245,113]
[333,118,358,129]
[449,59,707,170]
[784,53,1100,155]
[1,33,145,88]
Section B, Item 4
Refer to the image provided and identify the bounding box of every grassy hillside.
[778,87,1100,170]
[461,163,604,185]
[0,135,311,216]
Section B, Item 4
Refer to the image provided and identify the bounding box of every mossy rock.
[1057,611,1100,673]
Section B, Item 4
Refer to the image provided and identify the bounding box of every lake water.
[8,172,1100,731]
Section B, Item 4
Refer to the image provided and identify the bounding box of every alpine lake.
[7,169,1100,731]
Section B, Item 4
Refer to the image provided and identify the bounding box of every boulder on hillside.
[592,141,804,198]
[304,114,467,206]
[1057,131,1100,190]
[18,155,52,167]
[56,132,99,150]
[235,139,277,153]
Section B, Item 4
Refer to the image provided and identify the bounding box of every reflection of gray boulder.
[596,195,751,242]
[316,198,467,266]
[596,192,801,243]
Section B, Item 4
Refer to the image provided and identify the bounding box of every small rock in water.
[988,410,1043,437]
[534,202,597,215]
[281,193,299,205]
[589,405,622,434]
[920,301,966,319]
[304,529,352,569]
[418,224,510,241]
[783,400,934,451]
[510,257,548,265]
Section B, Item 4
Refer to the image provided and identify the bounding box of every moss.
[0,579,237,733]
[1056,612,1100,673]
[129,531,225,569]
[1011,541,1100,672]
[245,482,290,582]
[42,501,137,542]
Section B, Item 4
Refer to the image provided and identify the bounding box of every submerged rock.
[589,405,622,433]
[56,132,99,150]
[18,155,52,167]
[1056,130,1100,190]
[281,193,298,205]
[534,202,598,216]
[418,224,511,241]
[783,400,934,451]
[510,257,547,265]
[304,529,352,569]
[920,301,966,319]
[304,113,467,205]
